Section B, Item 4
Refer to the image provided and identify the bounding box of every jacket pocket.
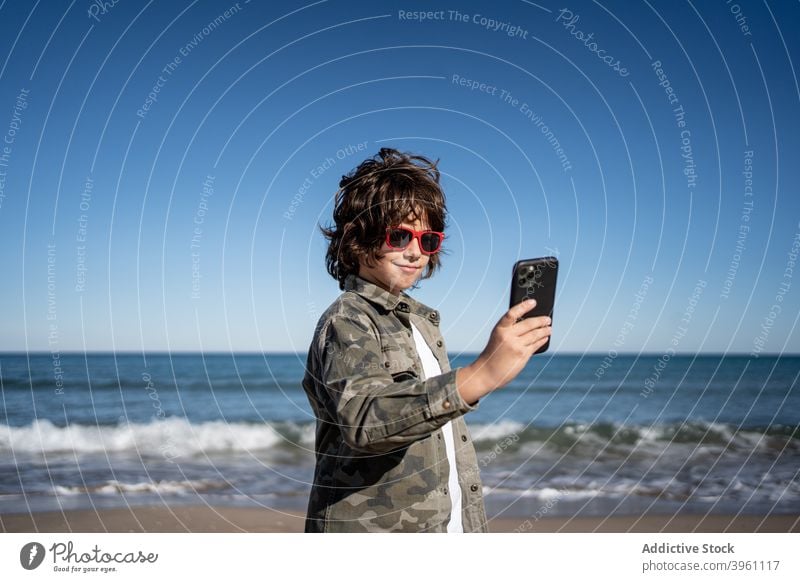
[390,369,418,382]
[381,341,420,381]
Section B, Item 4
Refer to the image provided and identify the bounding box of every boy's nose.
[404,237,422,257]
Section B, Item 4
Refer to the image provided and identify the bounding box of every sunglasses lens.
[388,228,413,248]
[420,233,441,253]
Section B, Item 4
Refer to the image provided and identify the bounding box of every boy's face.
[358,214,433,295]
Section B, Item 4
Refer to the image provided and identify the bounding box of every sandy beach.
[2,506,797,533]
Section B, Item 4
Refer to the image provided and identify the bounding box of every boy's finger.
[519,315,552,332]
[519,323,552,341]
[500,299,536,326]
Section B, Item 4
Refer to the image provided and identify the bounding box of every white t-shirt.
[409,321,464,533]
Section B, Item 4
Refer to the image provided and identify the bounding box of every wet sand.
[2,506,798,533]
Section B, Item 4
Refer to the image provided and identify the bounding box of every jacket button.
[461,435,467,442]
[470,484,479,492]
[443,488,448,495]
[429,311,439,321]
[384,361,391,368]
[443,400,451,409]
[436,340,443,347]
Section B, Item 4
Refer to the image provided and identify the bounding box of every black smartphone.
[509,256,559,354]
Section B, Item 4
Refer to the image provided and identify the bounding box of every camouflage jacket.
[301,273,489,532]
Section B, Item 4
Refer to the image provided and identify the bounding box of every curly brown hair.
[321,147,448,290]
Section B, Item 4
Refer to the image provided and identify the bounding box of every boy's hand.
[456,299,551,403]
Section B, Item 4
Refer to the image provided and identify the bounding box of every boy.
[302,148,551,532]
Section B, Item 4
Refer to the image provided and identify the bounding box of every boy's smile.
[358,215,434,295]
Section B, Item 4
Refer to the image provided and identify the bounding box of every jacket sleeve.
[314,311,478,454]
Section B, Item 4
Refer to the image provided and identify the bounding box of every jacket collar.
[344,273,403,310]
[343,273,441,324]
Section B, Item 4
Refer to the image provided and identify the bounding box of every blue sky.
[0,0,798,354]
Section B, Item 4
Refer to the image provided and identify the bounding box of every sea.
[1,353,798,520]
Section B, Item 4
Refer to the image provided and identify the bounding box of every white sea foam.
[282,420,316,446]
[0,418,285,456]
[488,486,600,501]
[52,478,228,496]
[470,420,526,442]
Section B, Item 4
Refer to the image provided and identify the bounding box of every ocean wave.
[470,420,799,456]
[52,478,230,496]
[1,418,796,458]
[470,420,526,442]
[485,472,800,505]
[0,418,316,457]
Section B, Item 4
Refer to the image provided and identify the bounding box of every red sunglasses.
[385,226,444,255]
